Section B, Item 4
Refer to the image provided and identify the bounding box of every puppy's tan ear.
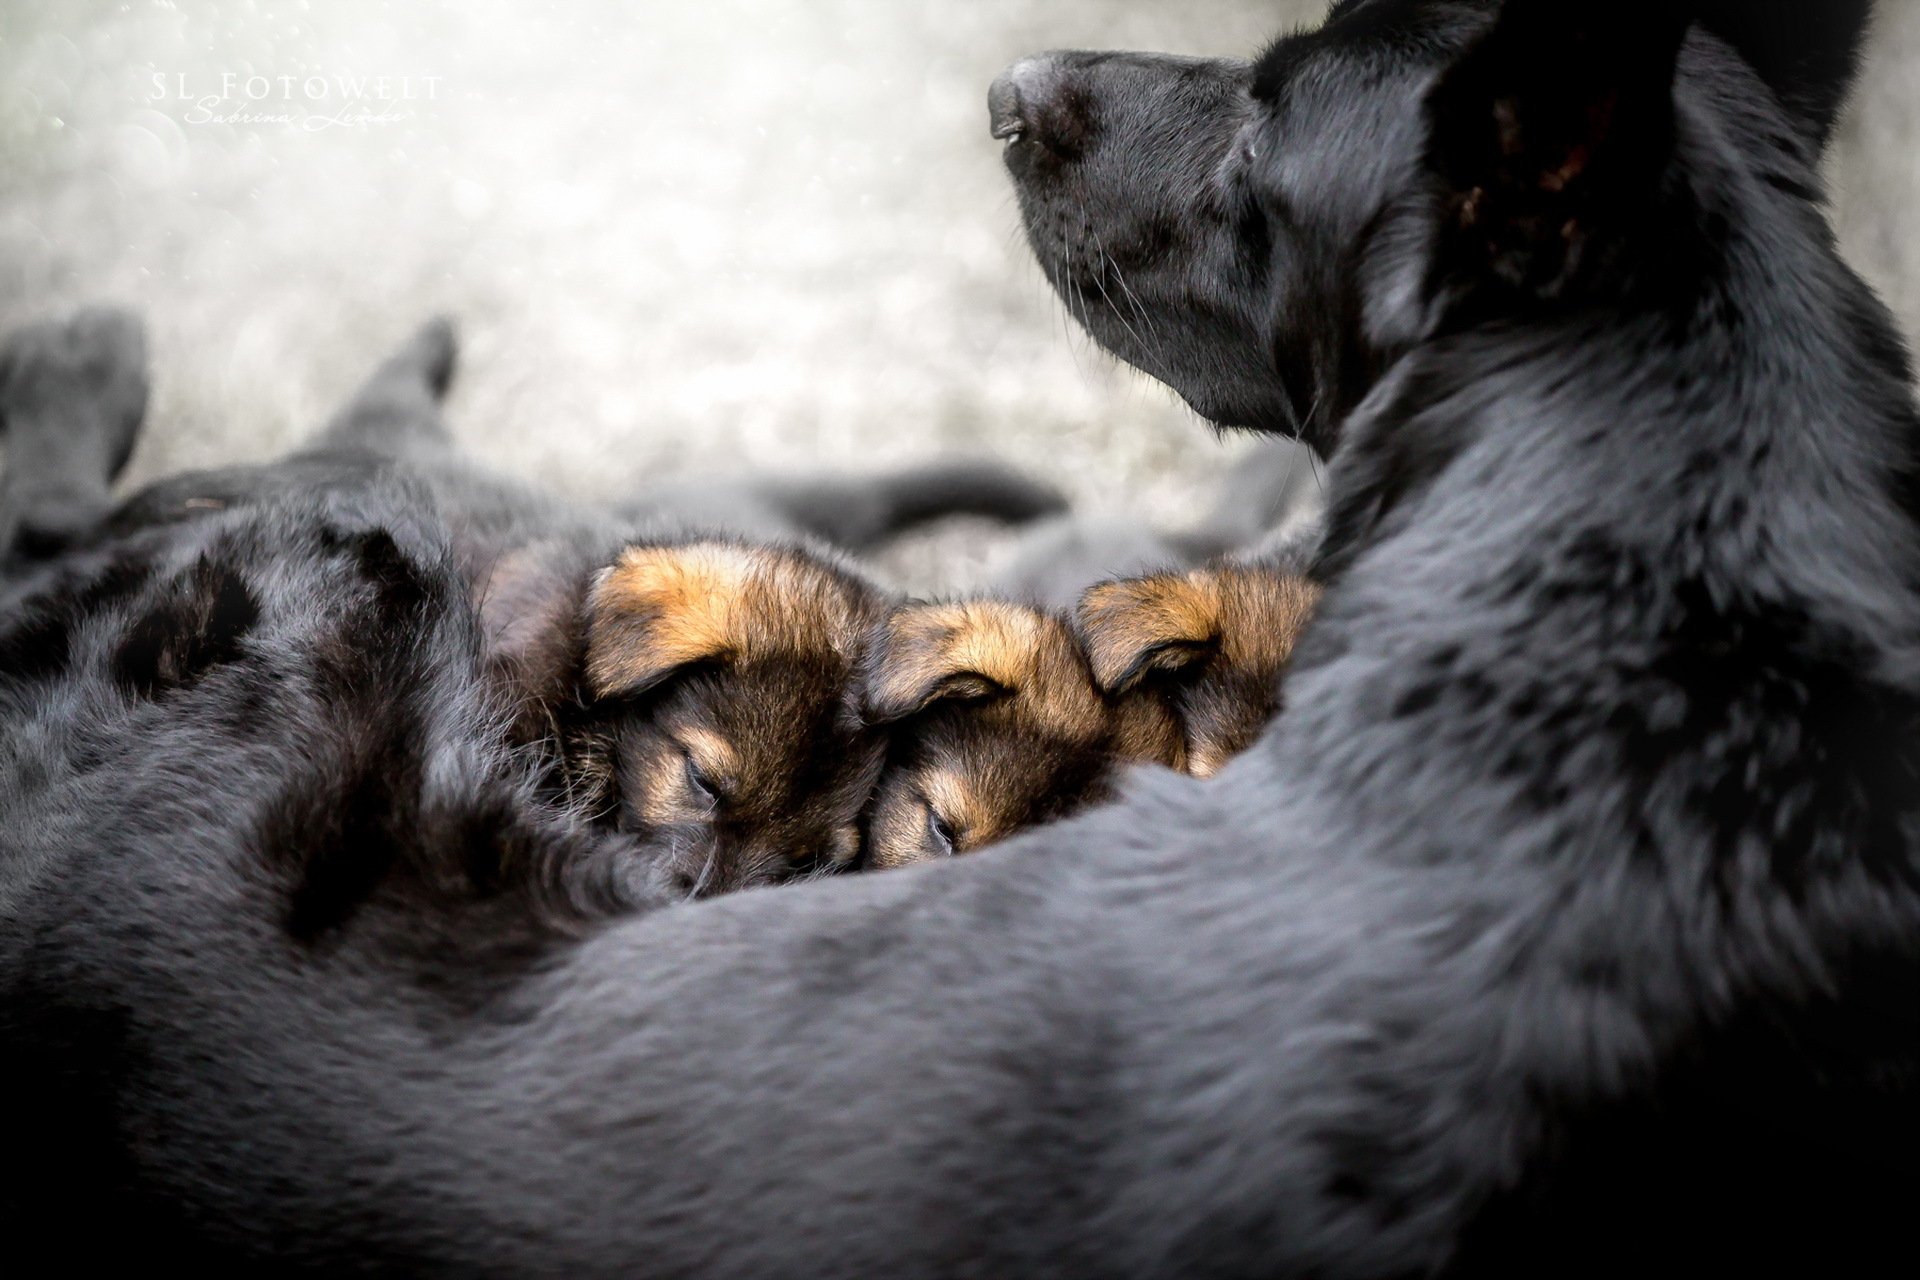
[582,543,765,698]
[1076,574,1222,696]
[586,541,882,700]
[860,602,1043,724]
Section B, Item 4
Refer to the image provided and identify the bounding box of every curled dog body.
[3,1,1917,1273]
[83,320,1061,899]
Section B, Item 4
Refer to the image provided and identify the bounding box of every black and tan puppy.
[1076,560,1322,779]
[857,599,1172,868]
[857,563,1319,868]
[480,534,888,894]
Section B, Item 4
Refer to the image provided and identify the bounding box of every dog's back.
[3,1,1918,1273]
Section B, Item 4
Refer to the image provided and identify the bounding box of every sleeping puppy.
[857,599,1171,868]
[1075,559,1322,779]
[857,561,1318,869]
[479,535,888,895]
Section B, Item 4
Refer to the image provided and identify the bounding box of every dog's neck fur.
[1321,45,1920,639]
[1104,44,1920,1272]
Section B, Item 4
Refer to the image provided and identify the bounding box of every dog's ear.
[1424,0,1692,302]
[1075,575,1222,697]
[1078,566,1320,777]
[476,542,593,714]
[581,544,760,699]
[859,602,1037,723]
[580,541,875,700]
[1694,0,1873,151]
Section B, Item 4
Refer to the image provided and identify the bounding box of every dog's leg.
[747,460,1068,551]
[101,318,465,537]
[307,316,459,461]
[0,307,150,562]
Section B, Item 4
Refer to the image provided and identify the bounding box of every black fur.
[2,0,1916,1272]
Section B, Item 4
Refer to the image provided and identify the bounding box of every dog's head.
[857,600,1165,870]
[481,539,888,897]
[1076,564,1321,779]
[995,0,1873,454]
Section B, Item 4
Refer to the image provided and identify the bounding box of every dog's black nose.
[989,54,1061,144]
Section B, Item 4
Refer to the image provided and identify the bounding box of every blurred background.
[3,0,1917,590]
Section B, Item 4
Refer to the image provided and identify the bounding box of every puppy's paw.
[0,308,150,559]
[0,306,149,465]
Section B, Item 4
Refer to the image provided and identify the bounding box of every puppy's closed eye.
[923,805,959,858]
[681,752,720,810]
[865,770,979,872]
[674,728,737,812]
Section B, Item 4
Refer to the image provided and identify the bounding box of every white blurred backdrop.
[3,0,1917,587]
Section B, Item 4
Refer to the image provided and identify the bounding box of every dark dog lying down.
[4,0,1918,1273]
[72,320,1066,898]
[34,317,1302,888]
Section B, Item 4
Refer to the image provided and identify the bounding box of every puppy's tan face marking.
[488,539,888,898]
[861,601,1134,871]
[1077,563,1321,776]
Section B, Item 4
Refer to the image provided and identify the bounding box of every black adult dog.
[3,0,1916,1274]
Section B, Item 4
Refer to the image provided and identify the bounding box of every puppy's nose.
[989,54,1065,144]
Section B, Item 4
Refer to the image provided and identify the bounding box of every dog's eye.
[925,808,959,858]
[682,754,722,811]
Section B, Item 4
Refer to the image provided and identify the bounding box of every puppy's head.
[483,539,887,898]
[858,600,1145,870]
[994,0,1873,452]
[1077,564,1320,778]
